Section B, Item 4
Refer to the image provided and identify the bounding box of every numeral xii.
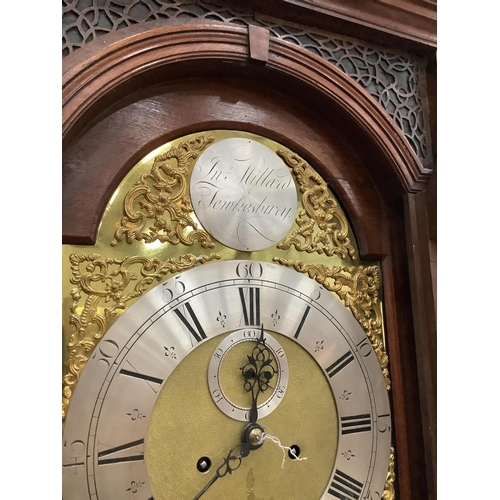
[239,287,260,326]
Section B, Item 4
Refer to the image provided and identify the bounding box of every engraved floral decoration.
[62,252,220,419]
[273,258,390,390]
[111,135,215,247]
[276,150,356,260]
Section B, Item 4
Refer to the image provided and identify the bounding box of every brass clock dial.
[63,130,393,500]
[62,260,391,500]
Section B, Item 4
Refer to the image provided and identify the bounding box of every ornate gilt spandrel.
[111,135,216,248]
[62,252,220,419]
[383,448,396,500]
[273,257,390,391]
[276,149,356,260]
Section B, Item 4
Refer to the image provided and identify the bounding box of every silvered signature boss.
[189,138,297,251]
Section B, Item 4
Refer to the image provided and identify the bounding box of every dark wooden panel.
[382,199,429,500]
[63,76,387,259]
[404,191,437,500]
[240,0,436,54]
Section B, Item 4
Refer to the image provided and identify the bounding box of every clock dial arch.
[62,260,391,500]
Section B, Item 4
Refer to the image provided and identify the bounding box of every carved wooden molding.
[283,0,436,47]
[63,22,430,197]
[62,1,431,166]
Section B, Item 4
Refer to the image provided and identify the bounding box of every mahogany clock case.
[62,21,435,500]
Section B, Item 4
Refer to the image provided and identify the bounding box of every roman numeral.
[62,461,84,468]
[294,305,311,339]
[119,368,163,385]
[239,287,260,326]
[174,302,207,343]
[328,469,363,499]
[341,414,372,435]
[326,351,354,378]
[98,439,144,466]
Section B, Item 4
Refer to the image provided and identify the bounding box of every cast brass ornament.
[383,448,396,500]
[276,149,356,260]
[111,135,216,247]
[273,257,390,390]
[62,252,220,419]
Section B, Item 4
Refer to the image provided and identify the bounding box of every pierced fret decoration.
[62,0,429,166]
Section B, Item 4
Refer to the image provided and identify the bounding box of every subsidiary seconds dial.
[208,328,289,421]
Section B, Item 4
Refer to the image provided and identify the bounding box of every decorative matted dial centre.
[190,137,298,251]
[208,328,289,421]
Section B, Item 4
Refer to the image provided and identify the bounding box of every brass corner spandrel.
[62,252,220,420]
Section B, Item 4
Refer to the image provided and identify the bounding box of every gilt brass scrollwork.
[111,135,215,247]
[273,258,390,390]
[276,150,356,260]
[383,448,396,500]
[62,252,220,419]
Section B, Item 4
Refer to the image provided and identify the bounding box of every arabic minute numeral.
[236,262,263,279]
[62,439,86,473]
[162,275,186,303]
[378,413,391,433]
[91,339,119,373]
[312,286,322,300]
[357,338,373,358]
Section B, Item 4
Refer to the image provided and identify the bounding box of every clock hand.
[193,424,265,500]
[193,441,250,500]
[241,324,277,423]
